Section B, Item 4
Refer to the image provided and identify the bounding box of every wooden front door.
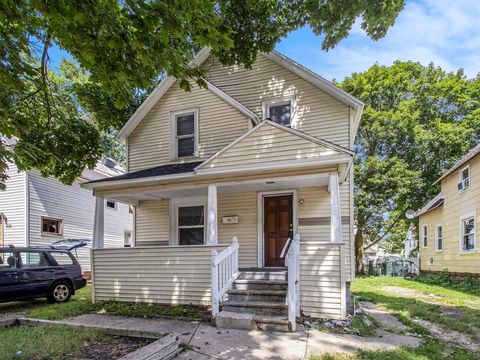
[264,194,293,267]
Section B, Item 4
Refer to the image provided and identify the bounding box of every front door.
[264,194,293,267]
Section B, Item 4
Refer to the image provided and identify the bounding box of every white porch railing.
[284,233,300,331]
[211,237,239,318]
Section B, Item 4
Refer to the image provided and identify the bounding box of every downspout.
[24,171,30,247]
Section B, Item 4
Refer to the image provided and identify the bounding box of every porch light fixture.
[299,199,305,206]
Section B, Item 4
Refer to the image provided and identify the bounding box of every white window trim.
[459,211,476,254]
[106,199,117,210]
[262,95,297,128]
[435,224,443,252]
[40,216,63,237]
[421,225,428,248]
[458,165,470,192]
[169,196,207,246]
[170,108,199,160]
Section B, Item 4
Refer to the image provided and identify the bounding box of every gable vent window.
[171,109,198,159]
[458,166,470,191]
[263,97,296,127]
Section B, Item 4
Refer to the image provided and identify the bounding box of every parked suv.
[0,246,87,303]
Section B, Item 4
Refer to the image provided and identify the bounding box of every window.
[435,225,443,251]
[458,165,470,191]
[20,251,51,268]
[42,217,63,236]
[124,230,132,247]
[262,97,296,127]
[422,225,428,247]
[460,212,476,252]
[171,109,198,158]
[0,251,18,270]
[177,205,205,245]
[106,200,117,209]
[50,252,74,266]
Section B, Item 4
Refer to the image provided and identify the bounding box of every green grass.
[20,285,208,321]
[309,276,480,360]
[415,271,480,297]
[351,276,480,339]
[0,325,110,360]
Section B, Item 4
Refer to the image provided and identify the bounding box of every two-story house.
[0,144,133,272]
[415,144,480,275]
[83,48,364,332]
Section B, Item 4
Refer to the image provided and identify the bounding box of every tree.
[0,0,405,188]
[340,62,480,273]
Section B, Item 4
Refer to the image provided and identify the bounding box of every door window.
[0,251,18,270]
[19,252,51,268]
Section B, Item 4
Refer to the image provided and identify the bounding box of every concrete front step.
[233,279,288,291]
[237,271,287,281]
[222,300,288,316]
[227,289,287,302]
[215,311,291,332]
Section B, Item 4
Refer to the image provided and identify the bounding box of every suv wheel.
[47,281,72,303]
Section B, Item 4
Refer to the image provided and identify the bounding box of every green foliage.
[0,1,404,188]
[340,62,480,258]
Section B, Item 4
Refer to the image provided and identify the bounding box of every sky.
[49,0,480,82]
[276,0,480,81]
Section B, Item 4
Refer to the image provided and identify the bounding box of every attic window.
[171,109,198,159]
[458,165,470,192]
[262,97,296,127]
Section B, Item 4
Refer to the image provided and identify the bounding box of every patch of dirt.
[382,286,441,299]
[440,306,464,319]
[76,336,154,360]
[413,318,479,353]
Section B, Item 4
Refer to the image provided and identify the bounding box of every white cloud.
[277,0,480,80]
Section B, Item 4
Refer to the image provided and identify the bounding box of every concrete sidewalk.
[24,314,420,359]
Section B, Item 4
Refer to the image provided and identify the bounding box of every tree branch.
[363,212,404,250]
[40,35,52,124]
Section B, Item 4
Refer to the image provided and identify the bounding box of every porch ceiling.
[105,172,331,204]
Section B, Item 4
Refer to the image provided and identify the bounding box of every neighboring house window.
[106,200,117,209]
[262,97,296,127]
[422,225,428,247]
[458,165,470,191]
[435,225,443,251]
[41,217,63,236]
[171,108,198,159]
[460,212,476,252]
[177,205,205,245]
[124,230,132,247]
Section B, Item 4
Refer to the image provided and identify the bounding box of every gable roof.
[195,120,353,171]
[116,47,364,143]
[433,143,480,185]
[414,193,444,217]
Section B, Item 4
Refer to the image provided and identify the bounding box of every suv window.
[0,251,18,270]
[19,251,51,268]
[49,252,74,266]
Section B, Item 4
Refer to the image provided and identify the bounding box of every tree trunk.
[355,226,365,275]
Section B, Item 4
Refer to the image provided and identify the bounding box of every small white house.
[0,155,133,272]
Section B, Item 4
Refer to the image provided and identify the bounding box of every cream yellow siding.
[92,246,225,304]
[300,242,344,319]
[202,122,341,170]
[128,81,251,172]
[203,54,351,147]
[419,155,480,274]
[135,199,170,246]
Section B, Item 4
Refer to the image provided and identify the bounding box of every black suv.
[0,246,87,303]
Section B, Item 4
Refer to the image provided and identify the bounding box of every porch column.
[207,185,218,245]
[93,196,104,249]
[328,173,342,243]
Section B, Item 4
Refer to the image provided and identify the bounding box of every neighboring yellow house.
[415,144,480,275]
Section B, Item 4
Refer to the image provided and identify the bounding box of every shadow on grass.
[354,290,480,338]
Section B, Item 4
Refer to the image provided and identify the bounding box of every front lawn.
[0,324,151,360]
